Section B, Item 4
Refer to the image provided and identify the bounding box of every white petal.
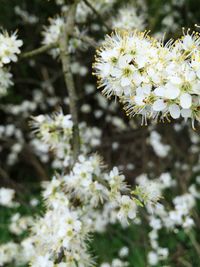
[154,87,165,97]
[181,108,192,118]
[180,93,192,109]
[136,86,144,96]
[169,104,180,119]
[118,55,132,68]
[143,84,152,95]
[121,77,131,87]
[165,84,180,99]
[110,68,121,78]
[102,63,111,76]
[152,99,167,111]
[196,69,200,79]
[170,76,182,85]
[132,72,142,86]
[135,95,144,106]
[128,210,136,219]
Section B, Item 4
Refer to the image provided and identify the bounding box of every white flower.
[31,254,54,267]
[112,5,146,31]
[117,195,137,223]
[180,93,192,109]
[0,68,13,96]
[118,246,129,258]
[169,104,180,119]
[0,187,15,207]
[94,30,200,124]
[148,251,159,266]
[137,180,162,205]
[0,31,23,66]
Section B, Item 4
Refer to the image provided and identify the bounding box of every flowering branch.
[82,0,110,31]
[20,42,57,59]
[59,0,80,163]
[71,32,98,48]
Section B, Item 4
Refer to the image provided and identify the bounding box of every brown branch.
[59,0,80,163]
[72,32,98,48]
[82,0,110,31]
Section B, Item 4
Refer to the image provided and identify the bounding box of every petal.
[169,104,180,119]
[154,87,165,97]
[152,99,167,111]
[121,77,131,87]
[169,76,182,85]
[132,72,142,86]
[128,210,136,219]
[102,63,111,76]
[181,108,192,118]
[180,93,192,109]
[196,69,200,79]
[135,95,144,106]
[165,84,180,99]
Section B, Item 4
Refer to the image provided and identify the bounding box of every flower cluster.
[0,68,13,96]
[30,154,137,266]
[42,16,63,57]
[149,130,170,158]
[28,107,162,266]
[31,110,73,148]
[0,187,16,207]
[0,30,22,97]
[135,172,200,266]
[94,30,200,126]
[42,16,83,58]
[112,5,146,31]
[0,31,23,66]
[31,110,103,168]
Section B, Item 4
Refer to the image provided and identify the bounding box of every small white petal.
[154,87,165,97]
[135,95,144,105]
[181,108,192,118]
[170,76,182,85]
[169,104,180,119]
[165,84,180,99]
[121,77,131,87]
[180,93,192,109]
[152,99,167,111]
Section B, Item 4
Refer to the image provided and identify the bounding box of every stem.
[72,32,98,48]
[59,1,80,163]
[20,43,57,59]
[82,0,110,31]
[187,231,200,258]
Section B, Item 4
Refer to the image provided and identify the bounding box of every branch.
[72,32,98,48]
[20,42,57,59]
[59,1,80,162]
[82,0,110,31]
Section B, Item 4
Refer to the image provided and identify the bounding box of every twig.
[72,32,98,48]
[59,0,80,162]
[20,42,57,59]
[187,231,200,258]
[82,0,110,31]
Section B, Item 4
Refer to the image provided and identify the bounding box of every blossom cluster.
[31,110,102,168]
[135,172,200,266]
[27,108,161,266]
[0,30,22,96]
[112,5,146,31]
[0,187,16,207]
[94,30,200,126]
[30,148,160,266]
[42,16,83,58]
